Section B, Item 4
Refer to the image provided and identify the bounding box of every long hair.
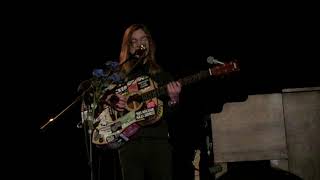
[119,24,161,75]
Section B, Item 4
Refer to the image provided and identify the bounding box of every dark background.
[39,3,319,180]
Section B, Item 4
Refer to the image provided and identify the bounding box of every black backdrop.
[39,4,319,180]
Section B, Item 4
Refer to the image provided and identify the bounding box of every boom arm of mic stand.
[40,86,93,131]
[40,55,137,131]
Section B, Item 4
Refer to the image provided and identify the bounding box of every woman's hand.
[106,94,127,111]
[167,81,182,106]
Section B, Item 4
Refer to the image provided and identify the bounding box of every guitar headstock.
[210,60,240,76]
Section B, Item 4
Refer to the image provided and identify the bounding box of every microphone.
[133,44,147,57]
[119,44,147,68]
[207,56,224,65]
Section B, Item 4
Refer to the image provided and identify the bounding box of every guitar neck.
[141,70,211,101]
[141,60,239,101]
[178,70,211,86]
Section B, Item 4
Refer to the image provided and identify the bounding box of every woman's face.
[129,29,149,58]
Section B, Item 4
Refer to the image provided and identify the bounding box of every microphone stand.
[40,86,94,180]
[39,60,130,180]
[80,100,95,180]
[40,44,147,130]
[40,86,92,131]
[40,46,146,180]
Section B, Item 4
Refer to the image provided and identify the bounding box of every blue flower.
[105,61,119,70]
[92,68,105,78]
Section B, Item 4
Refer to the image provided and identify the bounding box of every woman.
[106,24,181,180]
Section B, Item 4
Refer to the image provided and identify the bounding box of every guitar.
[87,60,240,149]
